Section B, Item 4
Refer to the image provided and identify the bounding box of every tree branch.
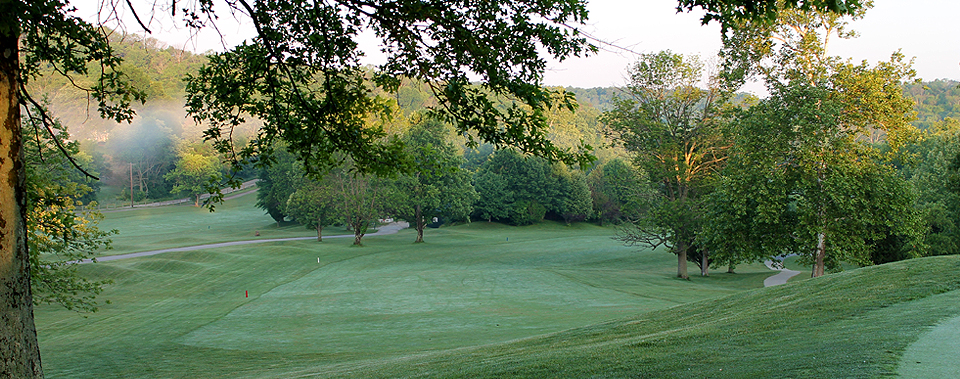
[18,83,100,180]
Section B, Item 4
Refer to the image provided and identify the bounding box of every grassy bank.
[313,255,960,378]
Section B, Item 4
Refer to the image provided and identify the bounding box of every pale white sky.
[541,0,960,87]
[72,0,960,89]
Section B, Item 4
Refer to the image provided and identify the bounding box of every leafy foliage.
[703,4,921,277]
[183,0,598,189]
[472,149,589,226]
[901,118,960,257]
[23,104,115,313]
[705,82,921,276]
[586,158,647,226]
[603,51,730,279]
[903,80,960,130]
[679,0,867,30]
[286,178,340,242]
[255,147,300,225]
[328,162,394,246]
[554,166,592,225]
[164,143,224,207]
[393,119,478,242]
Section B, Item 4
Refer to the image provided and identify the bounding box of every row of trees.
[257,120,650,243]
[607,4,958,279]
[259,119,478,245]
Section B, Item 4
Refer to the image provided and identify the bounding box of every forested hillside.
[904,80,960,129]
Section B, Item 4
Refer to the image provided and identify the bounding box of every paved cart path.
[82,222,408,263]
[763,260,803,287]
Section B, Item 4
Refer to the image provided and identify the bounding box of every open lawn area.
[36,210,773,378]
[95,190,353,256]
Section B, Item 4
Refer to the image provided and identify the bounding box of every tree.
[472,150,563,226]
[707,83,921,277]
[108,118,178,201]
[255,148,300,226]
[472,169,514,222]
[554,165,593,225]
[164,145,224,206]
[901,118,960,257]
[286,178,339,242]
[394,119,478,242]
[678,0,866,27]
[4,0,148,373]
[182,0,599,187]
[330,163,393,246]
[702,4,922,278]
[587,158,647,226]
[602,51,729,279]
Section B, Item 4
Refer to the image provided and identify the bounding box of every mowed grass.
[95,190,351,256]
[308,255,960,379]
[35,216,774,378]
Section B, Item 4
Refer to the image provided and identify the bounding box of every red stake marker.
[245,290,248,298]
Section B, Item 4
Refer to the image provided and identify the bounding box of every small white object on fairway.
[898,314,960,378]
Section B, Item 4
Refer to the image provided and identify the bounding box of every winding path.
[763,260,803,287]
[83,222,409,263]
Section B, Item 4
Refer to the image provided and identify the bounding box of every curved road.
[82,222,409,263]
[763,259,803,287]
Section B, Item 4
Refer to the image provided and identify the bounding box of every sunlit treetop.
[678,0,866,28]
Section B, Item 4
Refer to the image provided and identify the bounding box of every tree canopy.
[603,51,730,279]
[393,119,477,242]
[701,3,922,277]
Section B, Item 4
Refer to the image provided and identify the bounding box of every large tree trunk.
[316,222,323,242]
[0,34,44,378]
[813,232,826,277]
[700,249,709,277]
[194,194,200,207]
[414,204,424,243]
[677,244,689,279]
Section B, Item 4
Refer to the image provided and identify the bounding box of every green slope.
[41,191,960,378]
[305,256,960,378]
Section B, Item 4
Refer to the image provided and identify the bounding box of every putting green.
[898,290,960,378]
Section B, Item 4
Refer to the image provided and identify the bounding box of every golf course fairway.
[34,195,960,378]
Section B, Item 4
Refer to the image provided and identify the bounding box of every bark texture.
[813,232,826,277]
[414,204,424,243]
[700,249,709,277]
[0,34,43,378]
[677,245,689,279]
